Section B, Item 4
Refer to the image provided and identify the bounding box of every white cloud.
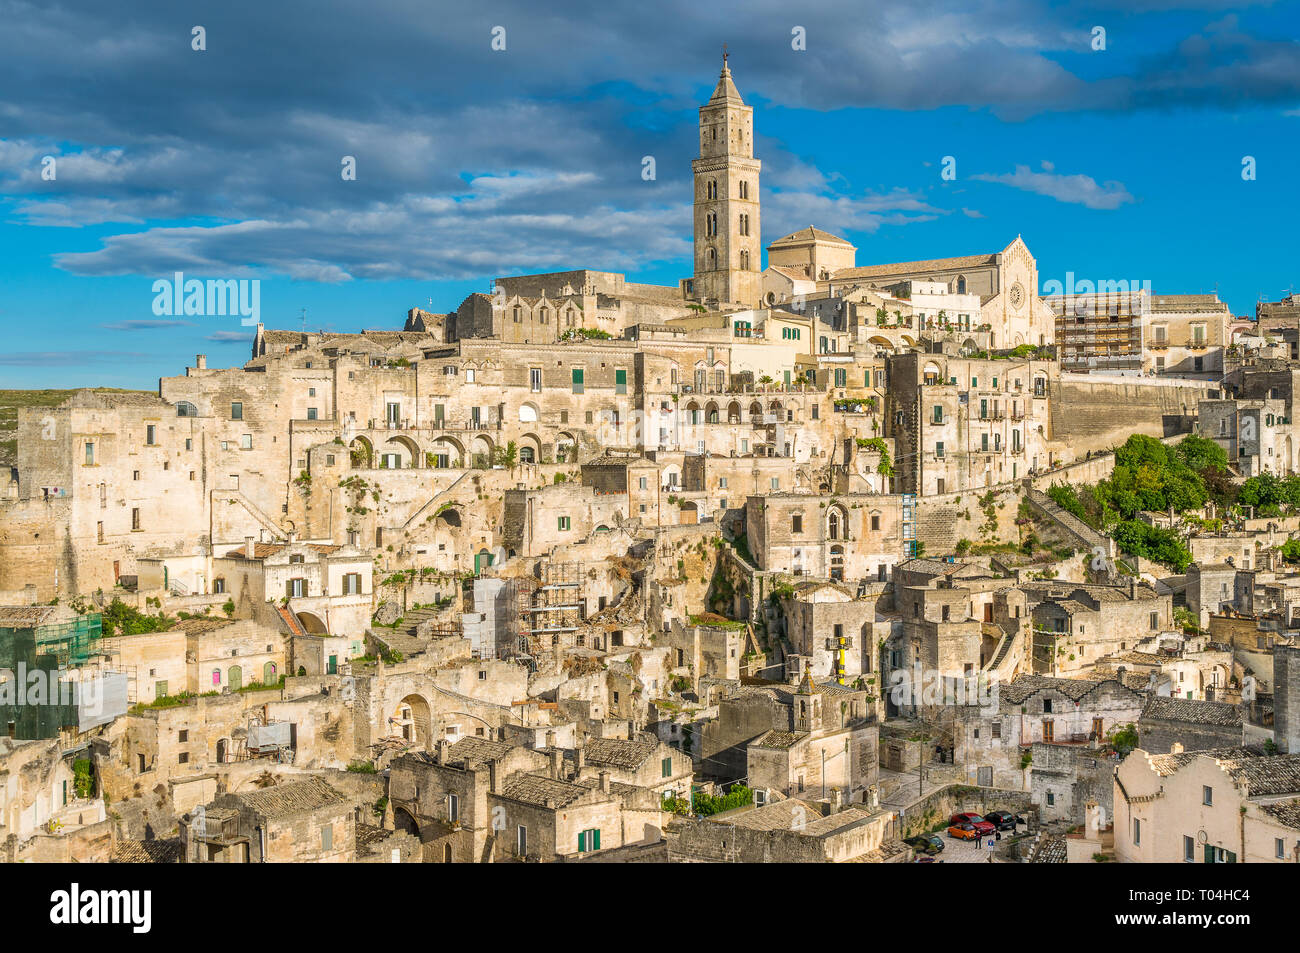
[971,165,1136,210]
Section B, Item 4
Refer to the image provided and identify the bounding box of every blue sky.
[1,0,1298,388]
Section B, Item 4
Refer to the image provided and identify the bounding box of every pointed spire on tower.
[709,46,744,105]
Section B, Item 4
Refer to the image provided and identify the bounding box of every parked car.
[905,834,945,854]
[947,821,980,841]
[983,810,1020,831]
[949,812,995,836]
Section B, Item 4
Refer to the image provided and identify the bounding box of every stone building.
[387,736,663,862]
[180,776,355,863]
[887,349,1057,494]
[1114,748,1300,863]
[744,492,903,585]
[1137,696,1244,753]
[576,734,693,800]
[691,58,762,309]
[667,796,900,863]
[1275,640,1300,754]
[745,671,878,803]
[1020,579,1172,676]
[777,580,878,683]
[956,673,1146,790]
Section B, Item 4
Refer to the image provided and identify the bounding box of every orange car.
[947,821,980,841]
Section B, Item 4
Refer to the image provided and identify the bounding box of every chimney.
[1170,742,1184,754]
[829,787,844,814]
[287,529,297,544]
[245,536,255,559]
[598,770,610,794]
[488,759,500,794]
[549,748,563,780]
[545,729,556,748]
[575,742,585,773]
[436,739,451,765]
[1129,578,1137,599]
[195,354,207,370]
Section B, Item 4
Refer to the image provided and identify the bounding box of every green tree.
[493,440,519,472]
[1106,723,1139,755]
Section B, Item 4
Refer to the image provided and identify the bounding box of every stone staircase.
[1023,486,1111,557]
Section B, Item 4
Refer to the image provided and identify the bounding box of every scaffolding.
[0,613,102,670]
[514,563,585,660]
[232,709,295,763]
[901,493,918,559]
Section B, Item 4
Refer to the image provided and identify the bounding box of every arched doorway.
[680,501,699,526]
[297,612,327,634]
[228,665,243,691]
[394,808,418,836]
[430,435,464,468]
[348,436,374,469]
[393,694,432,747]
[470,434,493,469]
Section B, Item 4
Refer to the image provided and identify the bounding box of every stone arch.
[519,401,539,424]
[470,434,494,469]
[348,435,374,469]
[431,435,464,468]
[555,431,578,464]
[518,432,542,464]
[900,334,917,347]
[297,611,327,634]
[392,693,432,747]
[748,400,762,419]
[394,807,419,836]
[956,274,967,294]
[175,400,198,417]
[705,401,720,424]
[769,400,783,413]
[679,500,699,525]
[923,361,942,384]
[727,400,741,423]
[867,335,892,349]
[382,435,420,469]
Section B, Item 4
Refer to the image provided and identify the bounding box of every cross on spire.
[722,43,728,67]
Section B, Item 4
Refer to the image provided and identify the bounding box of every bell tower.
[692,51,761,308]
